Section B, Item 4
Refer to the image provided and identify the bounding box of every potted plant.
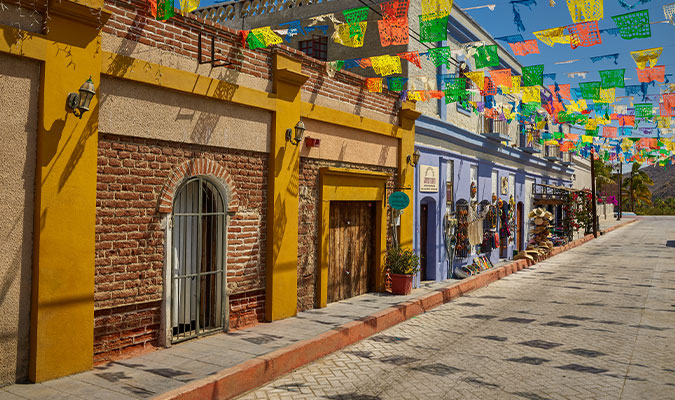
[386,246,420,295]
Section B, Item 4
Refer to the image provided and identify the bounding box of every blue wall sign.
[388,191,410,210]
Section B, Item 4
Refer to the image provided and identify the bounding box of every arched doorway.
[171,177,227,343]
[517,202,524,251]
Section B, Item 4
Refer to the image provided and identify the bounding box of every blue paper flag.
[279,20,305,42]
[495,34,525,44]
[599,28,621,36]
[543,73,557,81]
[510,0,537,32]
[590,53,620,65]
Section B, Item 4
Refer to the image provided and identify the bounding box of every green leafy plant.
[385,246,420,275]
[622,163,654,212]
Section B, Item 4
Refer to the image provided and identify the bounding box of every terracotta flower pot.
[390,273,413,295]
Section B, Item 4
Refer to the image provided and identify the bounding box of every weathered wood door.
[328,201,374,303]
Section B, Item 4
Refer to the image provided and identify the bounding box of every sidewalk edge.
[154,218,637,400]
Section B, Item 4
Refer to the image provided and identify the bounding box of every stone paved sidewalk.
[0,218,634,400]
[237,216,674,400]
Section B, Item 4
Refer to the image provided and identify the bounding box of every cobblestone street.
[237,217,675,400]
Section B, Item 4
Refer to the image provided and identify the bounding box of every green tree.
[622,163,654,212]
[593,159,616,195]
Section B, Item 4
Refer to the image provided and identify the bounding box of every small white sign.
[419,165,439,192]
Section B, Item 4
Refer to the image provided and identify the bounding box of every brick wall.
[94,133,267,362]
[297,158,397,311]
[101,0,399,118]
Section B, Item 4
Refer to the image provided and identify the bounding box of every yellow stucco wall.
[0,1,418,381]
[0,54,40,385]
[300,119,398,168]
[99,76,272,153]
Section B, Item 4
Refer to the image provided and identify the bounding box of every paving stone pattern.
[236,217,675,400]
[0,218,659,400]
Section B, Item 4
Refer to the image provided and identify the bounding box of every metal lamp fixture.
[407,149,421,167]
[66,77,96,119]
[286,120,306,146]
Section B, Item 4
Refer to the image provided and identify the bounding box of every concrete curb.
[154,218,637,400]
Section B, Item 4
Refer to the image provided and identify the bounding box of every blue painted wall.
[412,116,575,285]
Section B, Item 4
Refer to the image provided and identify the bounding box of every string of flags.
[145,0,674,166]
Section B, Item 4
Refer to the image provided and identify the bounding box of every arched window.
[171,177,226,343]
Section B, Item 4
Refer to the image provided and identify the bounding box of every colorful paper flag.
[366,78,383,93]
[612,10,651,40]
[636,65,666,83]
[566,20,602,48]
[509,40,540,56]
[566,0,603,23]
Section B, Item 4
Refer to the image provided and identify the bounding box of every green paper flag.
[522,65,544,87]
[419,15,448,42]
[635,103,653,118]
[444,78,468,104]
[247,31,266,49]
[343,6,369,39]
[579,81,601,100]
[599,69,625,89]
[428,46,453,67]
[387,77,406,92]
[473,45,499,69]
[612,10,651,40]
[522,102,539,116]
[157,0,174,21]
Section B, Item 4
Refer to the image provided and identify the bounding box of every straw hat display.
[528,207,554,256]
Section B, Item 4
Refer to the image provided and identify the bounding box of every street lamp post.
[617,163,622,221]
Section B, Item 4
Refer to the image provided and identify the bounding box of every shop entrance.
[517,202,524,251]
[328,201,375,303]
[420,204,428,281]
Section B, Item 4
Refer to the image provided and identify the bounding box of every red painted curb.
[155,219,638,400]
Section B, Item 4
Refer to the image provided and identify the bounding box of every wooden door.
[328,201,374,303]
[517,202,524,251]
[420,204,428,281]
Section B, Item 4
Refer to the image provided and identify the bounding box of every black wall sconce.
[66,77,96,119]
[407,149,420,167]
[286,120,306,146]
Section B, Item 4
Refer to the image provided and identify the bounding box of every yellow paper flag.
[502,75,521,94]
[586,118,598,131]
[250,26,283,47]
[370,55,402,76]
[421,0,453,20]
[533,27,572,46]
[630,48,663,69]
[522,86,541,103]
[180,0,200,15]
[464,71,485,90]
[582,135,593,143]
[333,22,367,48]
[657,116,671,128]
[566,0,603,23]
[597,88,615,104]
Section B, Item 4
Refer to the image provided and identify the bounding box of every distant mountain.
[641,164,675,199]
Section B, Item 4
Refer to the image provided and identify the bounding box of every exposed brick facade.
[101,0,400,117]
[94,133,267,362]
[297,158,397,311]
[93,0,402,363]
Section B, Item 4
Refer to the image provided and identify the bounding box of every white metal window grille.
[171,177,226,343]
